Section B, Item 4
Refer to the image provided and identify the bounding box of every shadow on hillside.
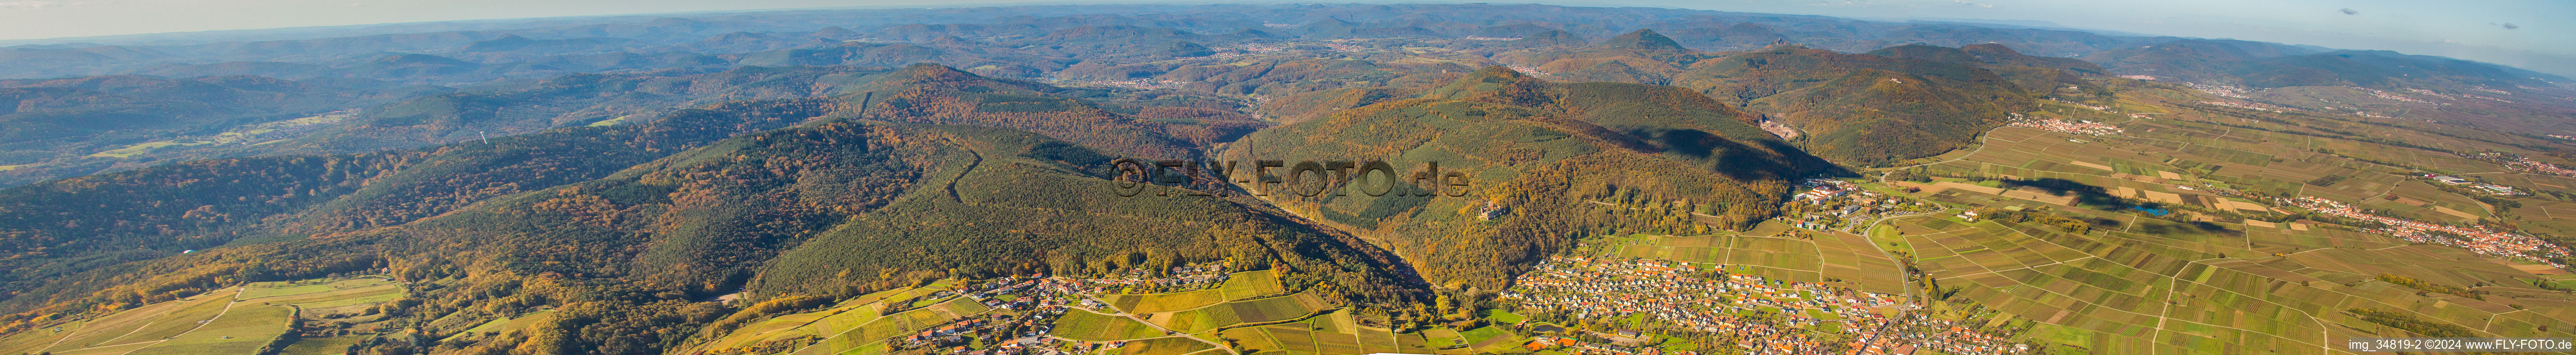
[1648,129,1852,181]
[2134,219,2239,237]
[2001,178,2129,209]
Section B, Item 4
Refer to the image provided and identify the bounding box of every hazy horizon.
[1,0,2568,76]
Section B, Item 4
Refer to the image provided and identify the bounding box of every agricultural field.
[694,286,923,353]
[128,304,293,355]
[0,276,407,355]
[1215,270,1287,301]
[1056,309,1166,341]
[1110,337,1218,355]
[241,278,404,310]
[1915,119,2506,226]
[1152,294,1334,333]
[689,274,1305,355]
[1605,233,1909,294]
[685,279,986,355]
[790,296,986,355]
[1107,291,1228,314]
[1891,199,2575,354]
[1710,80,2576,355]
[1231,310,1440,355]
[0,291,237,355]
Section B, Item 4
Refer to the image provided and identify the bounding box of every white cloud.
[0,0,98,9]
[0,1,62,9]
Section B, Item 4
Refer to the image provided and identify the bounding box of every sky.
[0,0,2567,73]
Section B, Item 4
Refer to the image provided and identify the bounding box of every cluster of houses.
[2459,151,2576,179]
[1501,257,2015,355]
[2049,98,2117,112]
[898,276,1080,354]
[2285,196,2574,270]
[2349,86,2435,104]
[1843,314,2029,355]
[2003,113,2124,136]
[1521,335,1687,355]
[2186,83,2252,99]
[1788,179,1931,232]
[2409,88,2513,104]
[886,271,1243,355]
[2196,101,2300,112]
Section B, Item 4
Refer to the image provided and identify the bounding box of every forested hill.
[0,66,891,187]
[1672,45,2040,166]
[1461,32,2067,166]
[0,96,842,314]
[1224,67,1817,298]
[0,63,1229,187]
[840,63,1210,159]
[0,60,1268,313]
[4,4,2576,355]
[0,116,1417,355]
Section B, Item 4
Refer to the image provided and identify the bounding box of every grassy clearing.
[67,293,233,352]
[241,278,400,305]
[237,283,337,300]
[130,304,293,355]
[3,295,211,354]
[10,278,410,355]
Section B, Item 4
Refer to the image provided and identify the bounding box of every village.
[871,263,1242,355]
[2283,196,2576,269]
[884,275,1080,355]
[1843,314,2029,355]
[2185,83,2252,99]
[1783,179,1939,233]
[2195,100,2300,112]
[2459,151,2576,179]
[1500,257,2025,355]
[2349,86,2435,103]
[2002,113,2123,136]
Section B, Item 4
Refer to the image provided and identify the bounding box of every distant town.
[1504,257,2023,355]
